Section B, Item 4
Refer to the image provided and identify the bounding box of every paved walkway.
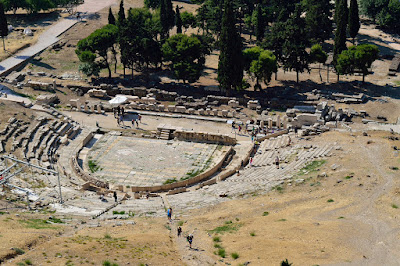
[0,0,117,77]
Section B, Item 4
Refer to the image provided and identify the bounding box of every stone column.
[97,105,102,113]
[283,116,288,129]
[84,104,89,113]
[277,116,281,129]
[268,118,273,129]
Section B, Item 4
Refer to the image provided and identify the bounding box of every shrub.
[218,248,226,258]
[250,231,256,236]
[213,236,221,242]
[104,234,112,239]
[392,204,398,209]
[262,211,269,216]
[25,260,33,265]
[327,199,334,203]
[214,244,221,248]
[14,248,25,255]
[231,252,239,259]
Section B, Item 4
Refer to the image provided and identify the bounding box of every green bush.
[213,236,221,242]
[218,248,226,258]
[231,252,239,259]
[327,199,334,203]
[262,211,269,216]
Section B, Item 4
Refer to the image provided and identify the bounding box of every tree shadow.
[357,33,398,57]
[6,11,61,28]
[277,79,400,100]
[30,59,56,70]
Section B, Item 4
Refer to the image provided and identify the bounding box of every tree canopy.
[243,46,277,90]
[162,34,209,83]
[336,44,379,82]
[76,24,118,78]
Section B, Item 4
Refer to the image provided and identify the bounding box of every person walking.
[275,156,280,169]
[177,226,182,237]
[167,207,172,221]
[187,234,193,249]
[113,191,117,202]
[250,157,253,167]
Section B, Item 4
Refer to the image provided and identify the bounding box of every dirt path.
[161,194,216,265]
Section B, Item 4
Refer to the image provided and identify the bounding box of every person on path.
[136,119,139,128]
[177,226,182,237]
[275,156,280,169]
[113,191,117,202]
[121,107,125,116]
[138,114,142,122]
[187,234,193,249]
[167,207,172,221]
[238,125,241,133]
[117,116,120,126]
[250,157,253,167]
[287,136,291,146]
[119,115,124,126]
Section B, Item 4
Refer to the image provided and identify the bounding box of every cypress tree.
[118,0,126,26]
[218,0,244,94]
[165,0,175,28]
[0,3,8,51]
[348,0,360,44]
[175,5,182,34]
[160,0,169,39]
[108,7,116,25]
[334,0,348,61]
[255,3,264,42]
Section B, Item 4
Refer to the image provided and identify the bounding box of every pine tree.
[348,0,360,44]
[108,7,116,25]
[175,5,182,34]
[218,0,244,94]
[255,3,264,42]
[118,0,126,26]
[304,0,333,44]
[0,2,8,51]
[282,4,310,83]
[334,0,348,61]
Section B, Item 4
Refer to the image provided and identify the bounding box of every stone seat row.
[126,103,237,118]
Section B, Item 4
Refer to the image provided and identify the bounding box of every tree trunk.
[2,37,5,51]
[275,71,278,80]
[123,65,126,77]
[327,64,329,83]
[296,70,299,83]
[362,73,365,83]
[337,73,340,83]
[131,67,134,80]
[319,63,322,82]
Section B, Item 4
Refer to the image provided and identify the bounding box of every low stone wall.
[129,147,233,193]
[69,132,110,189]
[257,129,289,142]
[174,130,236,145]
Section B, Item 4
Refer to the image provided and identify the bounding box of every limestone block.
[198,108,205,115]
[168,105,176,112]
[70,99,80,108]
[176,106,186,113]
[148,104,156,111]
[158,104,165,112]
[188,108,195,114]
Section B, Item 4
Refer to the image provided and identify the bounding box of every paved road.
[0,0,117,77]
